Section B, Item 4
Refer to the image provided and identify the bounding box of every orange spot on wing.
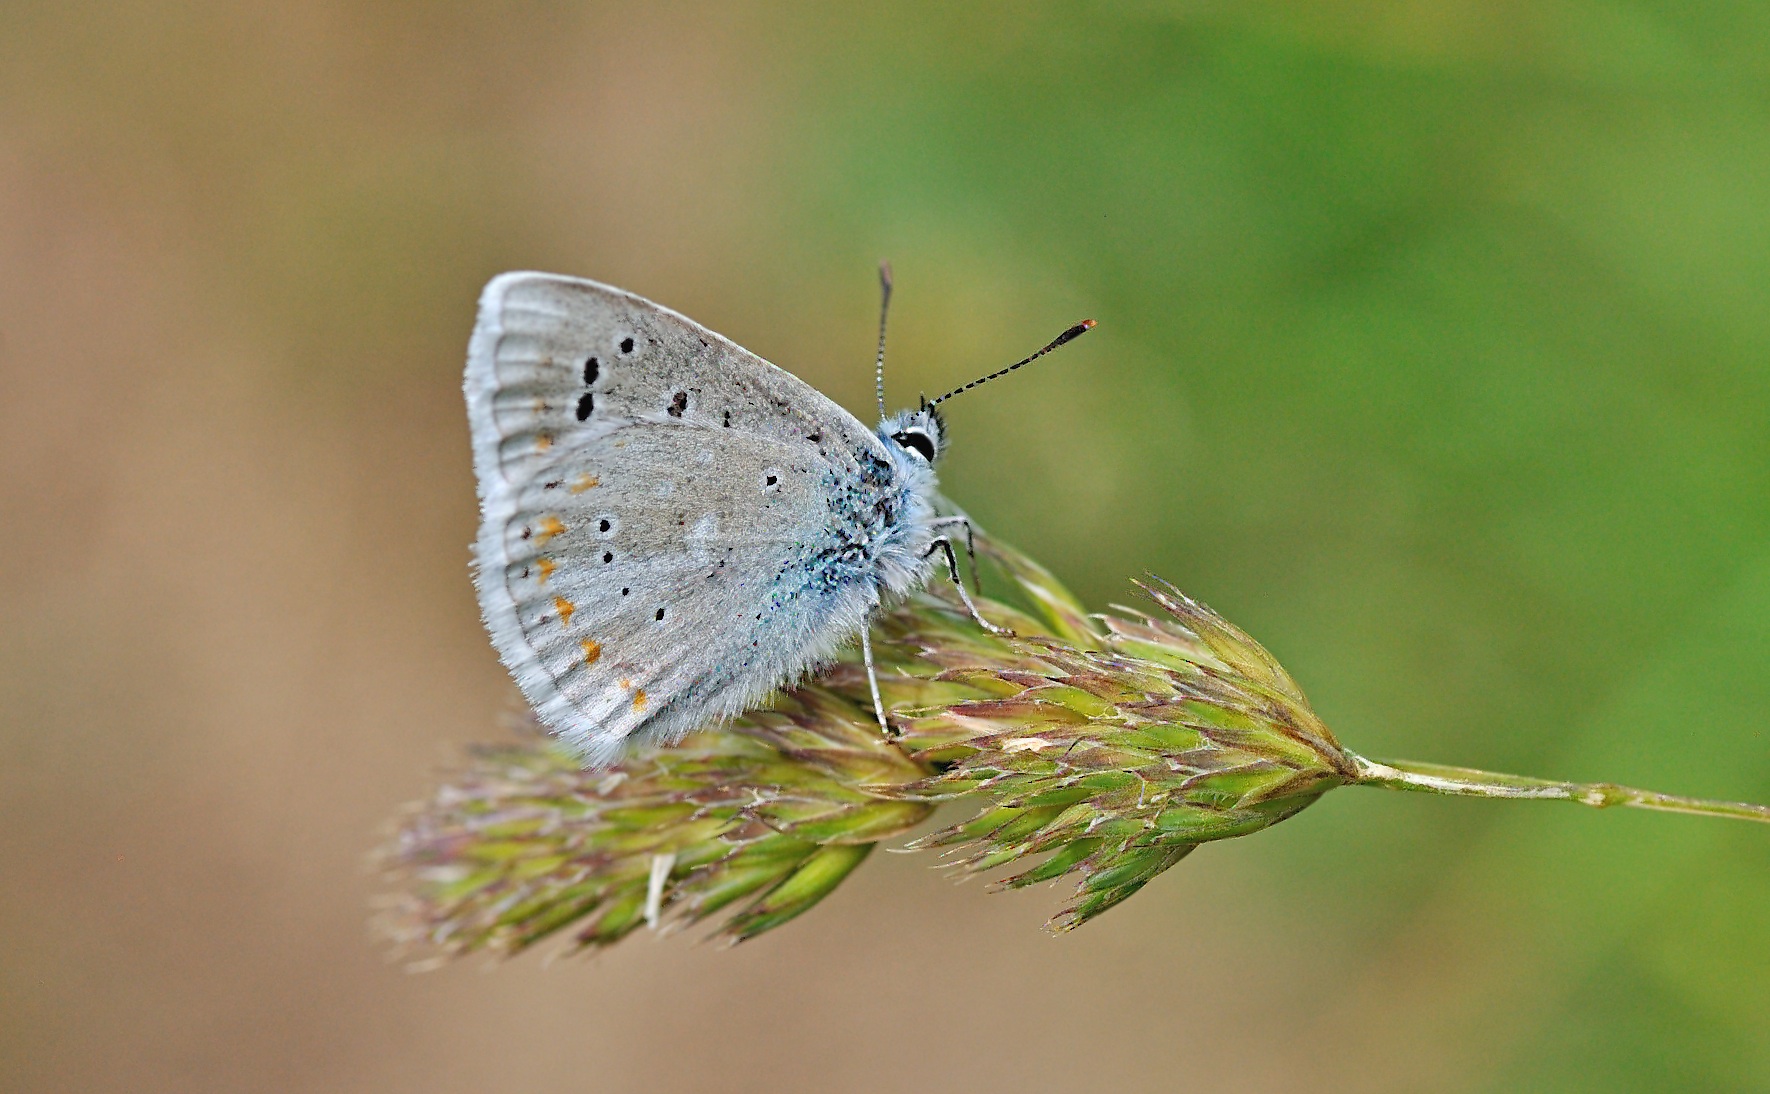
[632,688,647,712]
[534,516,566,544]
[553,597,575,626]
[581,639,602,666]
[536,558,556,583]
[535,431,554,452]
[569,474,600,494]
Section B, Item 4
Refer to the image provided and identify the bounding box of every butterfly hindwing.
[465,272,893,764]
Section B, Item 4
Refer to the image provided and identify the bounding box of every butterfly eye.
[892,430,936,463]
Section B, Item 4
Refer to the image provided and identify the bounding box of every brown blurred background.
[4,3,1769,1091]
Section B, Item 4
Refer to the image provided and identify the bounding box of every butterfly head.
[881,403,946,465]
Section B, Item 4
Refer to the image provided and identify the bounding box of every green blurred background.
[3,2,1768,1090]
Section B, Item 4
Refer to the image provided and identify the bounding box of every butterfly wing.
[465,272,897,765]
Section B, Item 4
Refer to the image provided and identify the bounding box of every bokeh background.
[4,2,1769,1090]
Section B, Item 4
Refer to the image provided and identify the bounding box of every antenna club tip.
[1052,319,1096,347]
[878,261,894,288]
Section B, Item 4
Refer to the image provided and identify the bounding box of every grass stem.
[1348,752,1770,824]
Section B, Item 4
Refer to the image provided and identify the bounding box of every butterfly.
[464,268,1092,766]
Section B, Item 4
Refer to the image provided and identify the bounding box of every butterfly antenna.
[875,261,893,419]
[928,318,1096,406]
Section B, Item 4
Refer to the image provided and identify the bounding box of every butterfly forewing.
[465,272,891,764]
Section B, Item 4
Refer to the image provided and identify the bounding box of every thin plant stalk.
[1348,753,1770,823]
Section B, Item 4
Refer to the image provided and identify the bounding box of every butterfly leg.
[859,621,896,737]
[926,537,1011,635]
[929,516,981,592]
[644,852,676,931]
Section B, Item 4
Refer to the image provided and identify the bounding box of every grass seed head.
[379,535,1768,961]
